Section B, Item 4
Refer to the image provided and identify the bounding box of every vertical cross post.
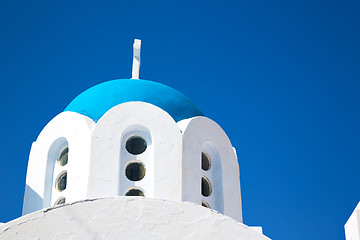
[131,39,141,79]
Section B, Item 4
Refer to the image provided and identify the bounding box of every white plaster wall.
[345,202,360,240]
[88,102,183,201]
[1,197,270,240]
[23,112,94,215]
[178,116,243,222]
[23,102,243,225]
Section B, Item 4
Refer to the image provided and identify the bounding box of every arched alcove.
[201,142,224,213]
[44,137,68,207]
[120,125,153,196]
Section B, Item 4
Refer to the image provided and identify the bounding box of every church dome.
[64,79,204,122]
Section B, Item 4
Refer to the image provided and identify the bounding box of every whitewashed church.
[2,39,357,239]
[0,39,270,239]
[0,40,360,240]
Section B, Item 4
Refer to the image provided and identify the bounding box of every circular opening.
[202,201,210,208]
[125,188,145,197]
[201,176,212,197]
[55,171,67,192]
[125,161,146,181]
[125,136,147,155]
[201,152,211,171]
[57,146,68,166]
[54,197,66,206]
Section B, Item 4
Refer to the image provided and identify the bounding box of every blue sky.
[1,0,359,239]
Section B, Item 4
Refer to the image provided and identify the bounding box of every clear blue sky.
[1,0,359,239]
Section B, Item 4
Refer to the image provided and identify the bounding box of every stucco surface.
[2,197,270,240]
[178,116,242,222]
[23,103,242,222]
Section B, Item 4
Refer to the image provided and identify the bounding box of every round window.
[201,176,212,197]
[57,146,68,166]
[202,201,210,208]
[125,136,147,155]
[125,187,145,197]
[55,171,67,192]
[125,161,146,181]
[54,197,66,206]
[201,152,211,171]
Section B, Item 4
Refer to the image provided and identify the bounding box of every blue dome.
[64,79,204,122]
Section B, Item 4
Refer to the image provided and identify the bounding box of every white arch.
[23,112,94,215]
[178,116,242,222]
[88,102,183,201]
